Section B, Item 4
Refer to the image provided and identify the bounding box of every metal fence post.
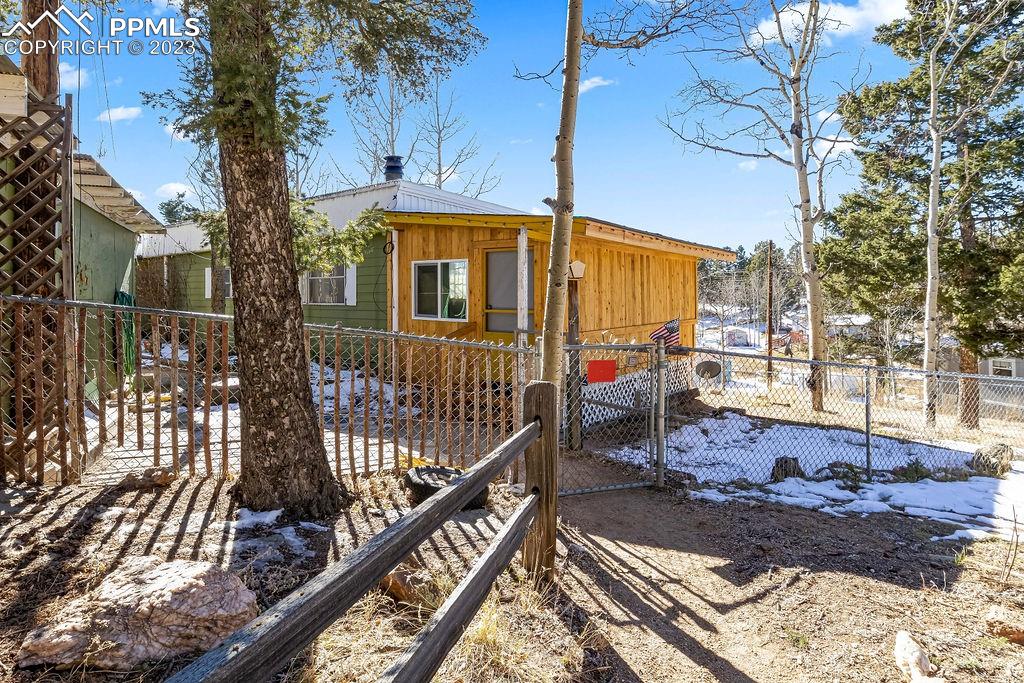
[648,346,656,468]
[656,340,667,488]
[864,366,873,482]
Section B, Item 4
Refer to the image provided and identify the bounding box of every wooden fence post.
[522,380,557,582]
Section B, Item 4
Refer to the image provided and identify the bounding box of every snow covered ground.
[601,409,1024,543]
[692,462,1024,543]
[605,411,973,483]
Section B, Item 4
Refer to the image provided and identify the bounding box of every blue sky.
[54,0,910,253]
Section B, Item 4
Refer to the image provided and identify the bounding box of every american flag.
[650,318,680,345]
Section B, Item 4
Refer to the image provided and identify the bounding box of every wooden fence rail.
[166,381,556,683]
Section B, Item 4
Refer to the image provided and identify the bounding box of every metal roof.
[74,154,163,234]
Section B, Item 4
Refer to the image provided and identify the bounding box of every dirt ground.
[3,458,1024,682]
[0,474,589,682]
[557,458,1024,682]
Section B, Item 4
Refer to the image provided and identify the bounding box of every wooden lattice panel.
[0,93,74,484]
[0,92,71,298]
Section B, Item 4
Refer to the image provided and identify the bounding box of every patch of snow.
[604,411,974,484]
[297,521,330,532]
[309,363,417,419]
[235,508,283,529]
[689,463,1024,543]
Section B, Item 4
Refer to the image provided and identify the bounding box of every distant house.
[0,55,162,305]
[827,313,872,339]
[72,154,162,304]
[137,162,735,344]
[980,358,1022,378]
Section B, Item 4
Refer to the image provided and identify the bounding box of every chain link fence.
[0,297,531,486]
[556,342,1024,490]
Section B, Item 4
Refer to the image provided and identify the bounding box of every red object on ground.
[586,359,617,383]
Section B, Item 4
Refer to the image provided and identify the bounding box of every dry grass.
[282,570,589,683]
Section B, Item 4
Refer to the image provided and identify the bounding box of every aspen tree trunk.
[540,0,583,384]
[790,71,826,412]
[922,72,943,426]
[210,0,343,516]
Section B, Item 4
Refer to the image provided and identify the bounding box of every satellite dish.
[695,360,722,380]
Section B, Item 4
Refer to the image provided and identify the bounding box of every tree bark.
[922,115,943,426]
[540,0,583,384]
[210,250,226,316]
[955,129,980,429]
[210,0,343,516]
[790,70,826,412]
[22,0,59,98]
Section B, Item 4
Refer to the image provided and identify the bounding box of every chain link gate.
[558,343,660,495]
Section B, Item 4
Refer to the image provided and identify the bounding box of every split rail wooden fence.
[167,381,558,683]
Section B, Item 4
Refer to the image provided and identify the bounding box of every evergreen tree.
[829,2,1024,425]
[146,1,483,516]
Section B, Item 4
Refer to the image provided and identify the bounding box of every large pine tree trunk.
[210,0,343,517]
[540,0,583,383]
[218,135,342,517]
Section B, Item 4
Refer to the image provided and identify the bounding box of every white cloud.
[508,138,533,145]
[814,136,858,156]
[816,109,841,125]
[111,76,124,86]
[529,207,547,216]
[738,159,759,172]
[58,62,89,88]
[96,106,142,124]
[126,188,145,200]
[155,182,194,200]
[757,0,908,42]
[164,123,187,142]
[579,76,615,94]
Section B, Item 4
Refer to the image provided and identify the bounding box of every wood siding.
[390,220,699,345]
[143,235,388,329]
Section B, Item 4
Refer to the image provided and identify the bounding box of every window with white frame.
[413,260,468,321]
[991,359,1015,378]
[306,264,357,305]
[204,267,232,299]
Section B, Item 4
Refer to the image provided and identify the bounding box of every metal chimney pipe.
[383,155,404,181]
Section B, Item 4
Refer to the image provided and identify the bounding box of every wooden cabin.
[136,174,735,346]
[383,212,735,345]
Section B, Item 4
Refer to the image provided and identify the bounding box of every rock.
[893,631,945,682]
[121,466,177,488]
[379,567,425,605]
[771,457,805,482]
[971,444,1015,478]
[17,556,257,670]
[986,605,1024,645]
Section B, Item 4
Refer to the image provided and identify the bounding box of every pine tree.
[829,2,1024,425]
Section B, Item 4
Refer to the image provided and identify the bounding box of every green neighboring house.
[73,154,163,304]
[135,171,520,328]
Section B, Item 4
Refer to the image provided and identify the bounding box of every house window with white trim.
[307,264,357,305]
[991,359,1016,378]
[413,260,468,321]
[204,267,231,299]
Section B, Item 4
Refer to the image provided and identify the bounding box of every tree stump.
[771,456,805,482]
